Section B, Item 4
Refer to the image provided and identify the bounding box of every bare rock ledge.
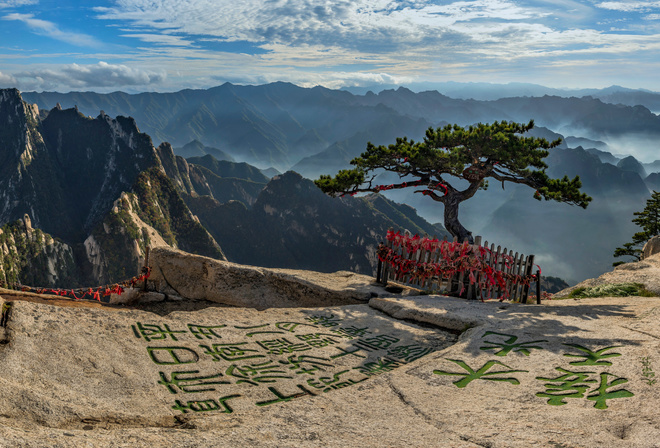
[0,248,659,447]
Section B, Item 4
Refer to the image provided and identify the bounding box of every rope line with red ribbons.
[1,266,151,302]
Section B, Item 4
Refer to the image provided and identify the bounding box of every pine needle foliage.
[613,190,660,265]
[315,120,591,242]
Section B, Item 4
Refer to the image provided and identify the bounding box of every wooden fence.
[376,231,540,303]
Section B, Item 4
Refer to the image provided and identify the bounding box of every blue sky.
[1,0,660,93]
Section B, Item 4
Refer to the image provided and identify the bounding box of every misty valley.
[3,82,660,290]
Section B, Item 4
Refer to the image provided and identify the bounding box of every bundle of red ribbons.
[378,230,539,301]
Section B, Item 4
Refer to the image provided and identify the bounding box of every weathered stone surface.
[555,251,660,297]
[147,246,400,309]
[642,235,660,259]
[0,295,457,447]
[1,254,660,447]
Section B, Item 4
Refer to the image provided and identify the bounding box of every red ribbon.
[379,231,538,301]
[13,267,151,302]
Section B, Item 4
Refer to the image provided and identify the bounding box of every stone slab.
[1,286,659,447]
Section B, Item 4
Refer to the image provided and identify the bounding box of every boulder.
[642,235,660,259]
[147,246,400,309]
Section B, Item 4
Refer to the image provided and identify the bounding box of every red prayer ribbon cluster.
[379,230,539,301]
[8,266,152,302]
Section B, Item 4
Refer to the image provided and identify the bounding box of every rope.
[1,266,151,302]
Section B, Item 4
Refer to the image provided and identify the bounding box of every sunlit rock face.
[0,89,225,287]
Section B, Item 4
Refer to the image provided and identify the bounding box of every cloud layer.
[13,62,166,91]
[2,0,660,92]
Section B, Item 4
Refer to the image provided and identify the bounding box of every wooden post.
[521,254,534,304]
[142,246,150,291]
[381,238,392,286]
[536,269,542,305]
[376,241,383,284]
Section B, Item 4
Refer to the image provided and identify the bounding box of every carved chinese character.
[330,326,372,340]
[255,385,316,407]
[329,346,367,360]
[225,361,293,386]
[274,322,319,332]
[158,370,229,394]
[586,372,634,409]
[172,394,240,414]
[256,338,312,355]
[536,367,598,405]
[434,359,528,388]
[480,332,547,357]
[562,344,623,366]
[200,342,265,362]
[279,355,334,375]
[354,357,405,377]
[187,324,226,340]
[295,333,343,348]
[304,314,342,327]
[234,324,284,337]
[352,335,400,352]
[307,370,368,392]
[387,344,435,363]
[147,346,199,365]
[133,322,186,342]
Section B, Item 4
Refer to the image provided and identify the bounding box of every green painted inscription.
[562,344,622,366]
[480,331,547,356]
[434,359,528,388]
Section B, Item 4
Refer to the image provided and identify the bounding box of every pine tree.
[614,190,660,265]
[315,120,591,243]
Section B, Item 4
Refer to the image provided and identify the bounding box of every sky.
[1,0,660,93]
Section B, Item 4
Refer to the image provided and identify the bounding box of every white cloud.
[14,61,166,91]
[0,70,18,87]
[2,13,102,47]
[0,0,37,8]
[91,0,660,69]
[120,33,193,47]
[597,1,660,12]
[210,70,415,90]
[94,0,547,51]
[3,0,660,92]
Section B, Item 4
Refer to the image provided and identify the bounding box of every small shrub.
[567,283,655,298]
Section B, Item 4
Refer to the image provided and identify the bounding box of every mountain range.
[4,82,660,285]
[22,82,660,173]
[0,88,447,288]
[343,82,660,113]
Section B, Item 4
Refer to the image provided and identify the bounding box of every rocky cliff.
[0,89,225,287]
[186,171,449,275]
[0,215,78,288]
[0,88,451,287]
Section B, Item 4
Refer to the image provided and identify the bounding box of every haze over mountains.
[342,82,660,113]
[0,88,446,288]
[3,82,660,286]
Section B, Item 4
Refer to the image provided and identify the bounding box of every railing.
[376,230,540,303]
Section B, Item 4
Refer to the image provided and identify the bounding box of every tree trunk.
[443,195,473,244]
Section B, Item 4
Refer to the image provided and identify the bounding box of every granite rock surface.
[1,253,659,448]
